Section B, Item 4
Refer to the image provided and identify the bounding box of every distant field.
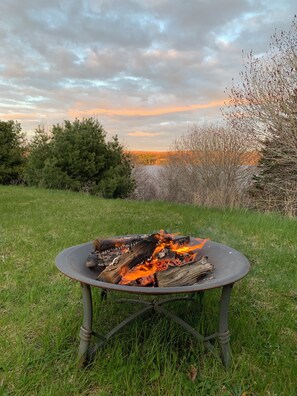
[0,186,296,395]
[129,150,260,166]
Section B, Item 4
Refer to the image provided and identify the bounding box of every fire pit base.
[78,283,233,368]
[56,238,250,369]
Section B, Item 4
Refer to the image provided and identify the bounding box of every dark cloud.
[0,0,296,149]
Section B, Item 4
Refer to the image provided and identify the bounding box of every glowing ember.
[91,231,212,287]
[119,231,208,285]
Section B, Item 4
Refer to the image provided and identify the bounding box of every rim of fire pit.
[55,236,250,295]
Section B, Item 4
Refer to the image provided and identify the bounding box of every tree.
[0,120,26,185]
[158,123,252,208]
[24,118,134,198]
[23,126,52,187]
[224,16,297,215]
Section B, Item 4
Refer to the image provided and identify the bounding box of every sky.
[0,1,296,151]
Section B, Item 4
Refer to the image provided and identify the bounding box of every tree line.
[1,17,296,215]
[0,118,134,199]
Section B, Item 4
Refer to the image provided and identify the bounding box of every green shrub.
[24,118,135,198]
[0,120,26,184]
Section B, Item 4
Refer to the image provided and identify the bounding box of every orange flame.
[119,232,208,285]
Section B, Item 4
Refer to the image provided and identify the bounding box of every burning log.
[155,256,213,287]
[85,236,145,269]
[93,236,144,252]
[97,234,160,284]
[87,231,213,287]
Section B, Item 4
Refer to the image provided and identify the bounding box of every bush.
[24,118,135,198]
[158,123,253,208]
[0,120,26,185]
[129,165,161,201]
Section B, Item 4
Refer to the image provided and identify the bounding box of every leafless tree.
[159,123,253,208]
[130,165,161,201]
[223,16,297,215]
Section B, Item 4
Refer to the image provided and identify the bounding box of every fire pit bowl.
[56,236,250,368]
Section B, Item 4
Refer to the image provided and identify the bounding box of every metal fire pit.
[55,236,250,368]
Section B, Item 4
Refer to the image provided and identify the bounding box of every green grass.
[0,185,296,396]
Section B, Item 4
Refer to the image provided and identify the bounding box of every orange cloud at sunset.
[68,99,227,118]
[128,131,162,137]
[0,113,39,120]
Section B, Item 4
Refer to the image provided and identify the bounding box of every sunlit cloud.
[0,113,39,120]
[128,131,163,137]
[0,0,295,150]
[69,100,226,118]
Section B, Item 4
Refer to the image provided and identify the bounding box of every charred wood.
[156,257,213,287]
[85,251,104,268]
[93,236,144,252]
[97,234,159,284]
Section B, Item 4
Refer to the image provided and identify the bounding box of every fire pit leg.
[78,283,93,367]
[219,283,233,368]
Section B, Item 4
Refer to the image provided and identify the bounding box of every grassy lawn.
[0,185,296,396]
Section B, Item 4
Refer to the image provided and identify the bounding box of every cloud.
[0,0,296,150]
[0,113,39,120]
[128,131,162,137]
[69,100,226,118]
